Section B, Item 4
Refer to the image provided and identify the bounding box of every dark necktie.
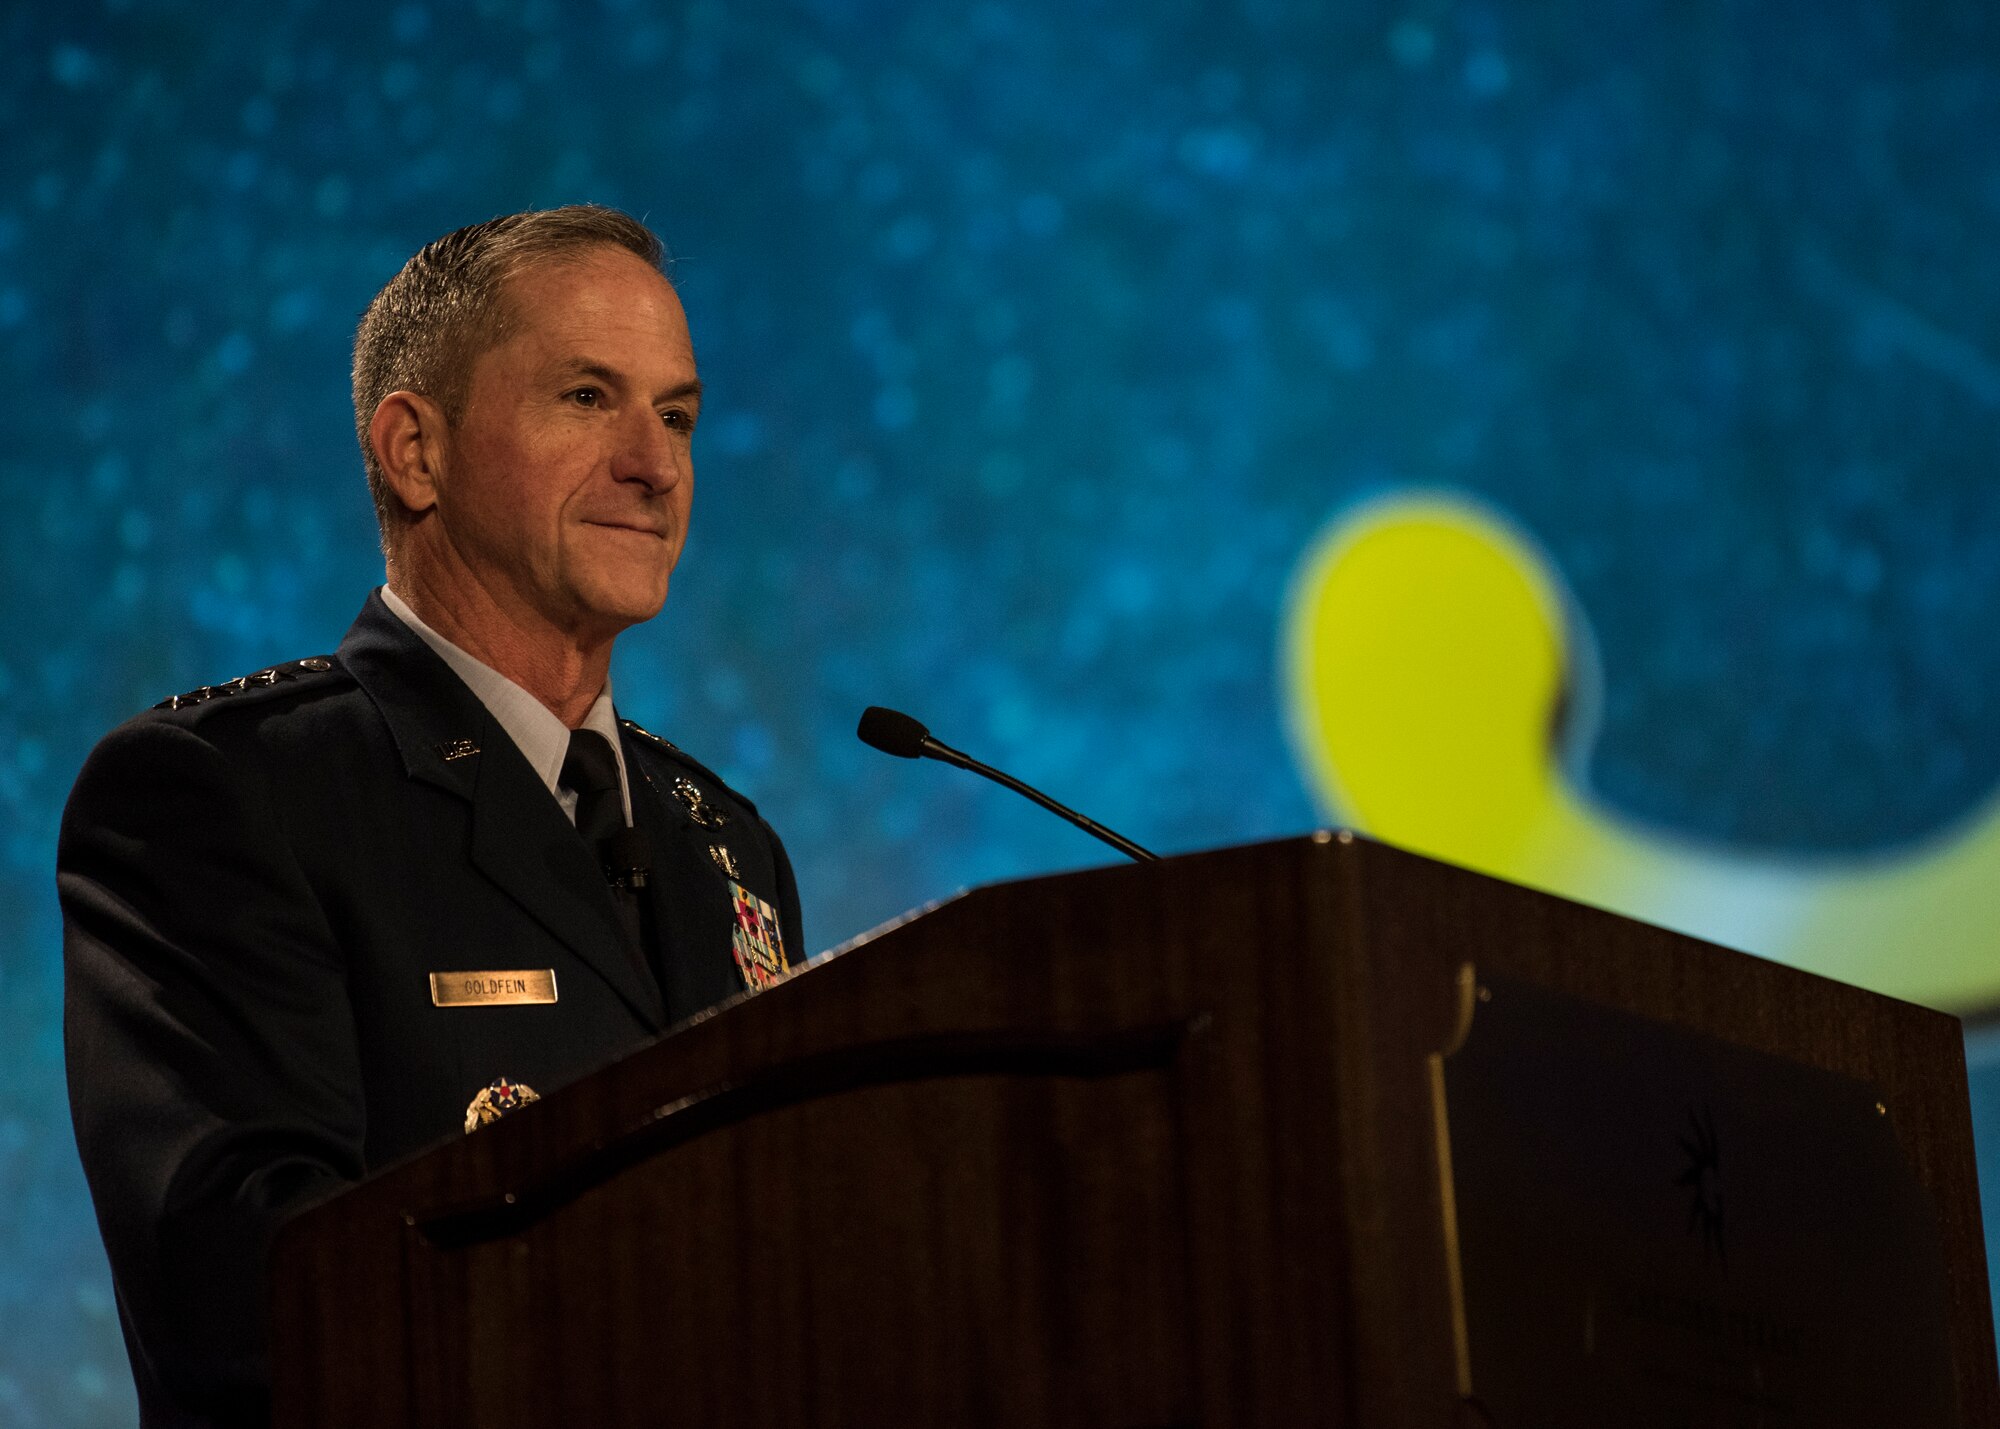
[561,729,626,850]
[559,730,650,982]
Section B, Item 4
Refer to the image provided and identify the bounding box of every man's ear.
[370,391,448,517]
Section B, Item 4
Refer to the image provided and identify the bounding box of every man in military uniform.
[58,206,803,1428]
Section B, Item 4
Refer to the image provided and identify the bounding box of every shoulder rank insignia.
[618,717,681,754]
[729,881,790,990]
[155,656,337,710]
[464,1077,541,1133]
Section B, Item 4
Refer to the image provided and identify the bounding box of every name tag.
[430,969,559,1007]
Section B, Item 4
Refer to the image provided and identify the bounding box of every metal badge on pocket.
[429,969,558,1007]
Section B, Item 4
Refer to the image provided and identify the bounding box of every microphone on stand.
[856,706,1159,863]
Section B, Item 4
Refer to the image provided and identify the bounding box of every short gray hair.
[351,204,667,550]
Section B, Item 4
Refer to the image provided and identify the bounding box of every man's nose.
[612,409,687,493]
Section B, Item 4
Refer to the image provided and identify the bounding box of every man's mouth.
[585,519,669,539]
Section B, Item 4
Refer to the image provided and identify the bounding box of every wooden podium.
[269,834,1997,1426]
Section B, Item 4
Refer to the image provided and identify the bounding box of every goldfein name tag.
[429,970,558,1007]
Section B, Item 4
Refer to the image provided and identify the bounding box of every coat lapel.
[624,732,745,1022]
[338,592,667,1031]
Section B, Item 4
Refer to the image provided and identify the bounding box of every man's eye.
[568,387,601,407]
[661,408,694,431]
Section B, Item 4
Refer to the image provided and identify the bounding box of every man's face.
[435,246,700,643]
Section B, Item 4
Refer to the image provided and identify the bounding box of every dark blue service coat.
[58,590,803,1428]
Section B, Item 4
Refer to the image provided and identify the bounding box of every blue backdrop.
[6,1,2000,1420]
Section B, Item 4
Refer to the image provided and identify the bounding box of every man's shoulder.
[94,654,369,764]
[618,716,766,822]
[65,654,379,835]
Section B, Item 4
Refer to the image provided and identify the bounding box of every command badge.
[464,1076,541,1134]
[672,776,730,829]
[729,881,790,990]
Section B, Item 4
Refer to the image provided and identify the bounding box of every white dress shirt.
[378,585,632,825]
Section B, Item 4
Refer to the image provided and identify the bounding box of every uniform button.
[297,657,333,672]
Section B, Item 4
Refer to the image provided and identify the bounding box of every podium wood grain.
[269,834,1997,1426]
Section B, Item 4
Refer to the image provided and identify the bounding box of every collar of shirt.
[378,585,632,825]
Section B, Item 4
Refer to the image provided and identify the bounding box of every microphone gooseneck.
[855,706,1159,863]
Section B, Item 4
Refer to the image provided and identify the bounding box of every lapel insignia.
[435,738,480,762]
[464,1076,541,1133]
[708,843,740,878]
[672,776,730,829]
[729,881,790,990]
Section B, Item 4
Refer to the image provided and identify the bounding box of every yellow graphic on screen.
[1283,492,2000,1013]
